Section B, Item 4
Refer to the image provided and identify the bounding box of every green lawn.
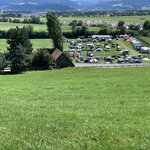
[10,15,150,23]
[41,15,150,23]
[2,15,150,32]
[0,68,150,149]
[0,39,53,52]
[0,22,100,32]
[59,15,150,23]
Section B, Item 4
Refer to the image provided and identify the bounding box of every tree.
[70,20,77,33]
[143,20,150,30]
[118,21,125,27]
[0,53,6,70]
[80,25,88,36]
[32,49,54,68]
[7,26,33,72]
[30,16,40,24]
[117,21,126,34]
[46,12,63,51]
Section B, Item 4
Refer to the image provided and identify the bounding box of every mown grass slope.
[0,67,150,150]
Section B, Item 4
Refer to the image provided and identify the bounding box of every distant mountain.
[80,0,150,11]
[0,0,149,11]
[0,0,78,11]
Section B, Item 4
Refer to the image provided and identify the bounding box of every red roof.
[51,49,62,61]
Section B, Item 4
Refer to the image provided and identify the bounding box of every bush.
[0,53,7,70]
[32,49,55,68]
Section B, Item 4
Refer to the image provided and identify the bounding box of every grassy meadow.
[10,15,150,24]
[0,67,150,149]
[1,15,150,32]
[0,22,100,32]
[58,15,150,23]
[39,15,150,23]
[0,39,53,52]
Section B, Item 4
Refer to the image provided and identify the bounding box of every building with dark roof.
[51,49,75,68]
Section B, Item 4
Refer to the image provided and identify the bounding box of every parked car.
[117,58,125,63]
[129,59,142,63]
[89,58,98,63]
[84,58,92,63]
[105,46,111,51]
[92,39,98,42]
[112,43,116,47]
[116,46,121,51]
[87,51,94,57]
[95,48,103,52]
[111,55,120,60]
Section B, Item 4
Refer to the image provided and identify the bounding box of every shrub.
[0,53,7,70]
[32,49,55,68]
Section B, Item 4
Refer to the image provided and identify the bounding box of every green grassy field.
[2,15,150,32]
[0,22,70,32]
[0,39,53,52]
[58,15,150,23]
[40,15,150,23]
[10,15,150,23]
[0,67,150,149]
[0,22,100,32]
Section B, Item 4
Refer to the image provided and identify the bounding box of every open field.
[14,15,150,23]
[1,15,149,32]
[0,39,52,51]
[58,15,150,23]
[0,22,100,32]
[0,67,150,149]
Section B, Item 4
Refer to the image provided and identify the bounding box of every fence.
[75,63,150,68]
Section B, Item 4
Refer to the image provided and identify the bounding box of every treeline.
[0,26,136,39]
[0,26,49,39]
[0,12,64,73]
[1,10,149,19]
[0,20,149,40]
[0,26,55,72]
[0,16,44,24]
[54,10,150,17]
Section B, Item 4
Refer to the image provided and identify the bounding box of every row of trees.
[0,12,63,73]
[0,27,53,72]
[0,16,43,24]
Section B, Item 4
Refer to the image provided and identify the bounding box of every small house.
[51,49,75,68]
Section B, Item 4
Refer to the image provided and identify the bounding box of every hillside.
[0,68,150,149]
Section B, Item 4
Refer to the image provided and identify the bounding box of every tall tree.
[117,21,126,34]
[7,26,33,72]
[70,20,77,33]
[0,53,6,70]
[118,21,125,27]
[143,20,150,30]
[46,12,63,51]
